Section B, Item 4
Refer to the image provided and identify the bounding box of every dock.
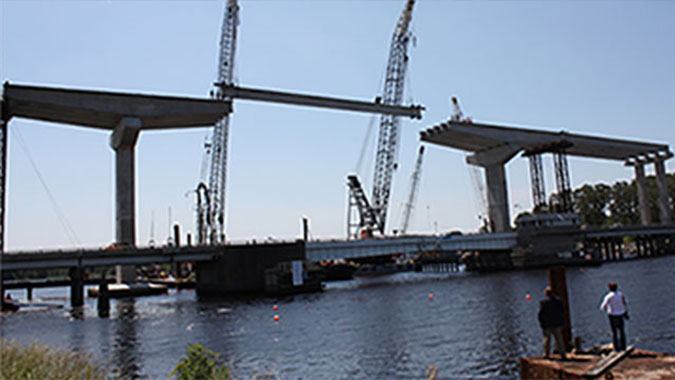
[520,347,675,379]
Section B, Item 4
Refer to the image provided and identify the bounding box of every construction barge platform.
[520,347,675,379]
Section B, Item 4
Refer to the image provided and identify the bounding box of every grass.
[0,339,107,380]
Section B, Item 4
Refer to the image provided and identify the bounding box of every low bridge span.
[1,245,224,272]
[306,232,517,262]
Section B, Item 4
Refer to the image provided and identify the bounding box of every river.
[2,255,674,379]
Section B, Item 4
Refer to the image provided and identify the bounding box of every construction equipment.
[347,0,416,239]
[451,97,464,122]
[400,145,425,234]
[196,0,239,245]
[451,96,472,123]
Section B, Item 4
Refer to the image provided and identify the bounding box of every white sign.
[291,260,304,286]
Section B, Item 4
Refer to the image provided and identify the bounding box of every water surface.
[2,255,674,379]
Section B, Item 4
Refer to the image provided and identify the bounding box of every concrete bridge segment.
[420,121,673,232]
[1,82,231,282]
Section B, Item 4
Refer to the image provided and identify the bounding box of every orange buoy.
[526,293,532,300]
[428,293,434,300]
[274,315,280,322]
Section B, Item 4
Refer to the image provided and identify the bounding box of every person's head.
[608,282,618,291]
[545,287,555,297]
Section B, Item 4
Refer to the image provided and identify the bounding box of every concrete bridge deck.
[1,245,224,272]
[3,224,673,272]
[306,232,517,261]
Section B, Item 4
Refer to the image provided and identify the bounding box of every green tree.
[170,344,229,380]
[608,180,638,226]
[571,173,673,227]
[573,183,612,227]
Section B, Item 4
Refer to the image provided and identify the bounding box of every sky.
[1,0,674,251]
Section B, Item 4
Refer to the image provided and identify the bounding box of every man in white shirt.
[599,282,628,351]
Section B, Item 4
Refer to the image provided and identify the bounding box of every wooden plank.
[582,346,634,378]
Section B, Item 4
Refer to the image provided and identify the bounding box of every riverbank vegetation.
[0,339,107,380]
[171,343,230,380]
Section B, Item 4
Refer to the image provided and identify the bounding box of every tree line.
[570,173,674,227]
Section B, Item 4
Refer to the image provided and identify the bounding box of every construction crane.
[347,0,415,239]
[196,0,239,245]
[400,145,425,234]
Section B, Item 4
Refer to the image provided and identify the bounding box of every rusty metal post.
[548,266,571,352]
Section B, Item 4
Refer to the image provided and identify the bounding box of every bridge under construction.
[1,0,674,307]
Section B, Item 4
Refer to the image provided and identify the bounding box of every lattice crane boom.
[197,0,239,245]
[348,0,415,239]
[400,145,424,234]
[371,0,415,235]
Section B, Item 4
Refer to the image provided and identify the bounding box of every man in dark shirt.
[538,287,567,360]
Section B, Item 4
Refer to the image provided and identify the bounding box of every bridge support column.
[110,117,141,283]
[634,164,652,225]
[0,92,7,307]
[467,145,519,233]
[69,267,84,307]
[654,159,672,225]
[485,164,511,233]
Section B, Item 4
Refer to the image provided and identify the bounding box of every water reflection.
[353,286,407,378]
[113,299,143,379]
[479,275,531,376]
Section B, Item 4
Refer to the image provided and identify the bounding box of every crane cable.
[353,68,387,183]
[11,124,81,246]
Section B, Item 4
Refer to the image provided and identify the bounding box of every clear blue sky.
[2,1,674,251]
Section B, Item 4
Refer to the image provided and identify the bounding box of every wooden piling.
[69,267,84,307]
[548,266,571,351]
[97,276,110,318]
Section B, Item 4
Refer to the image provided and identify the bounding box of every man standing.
[600,282,628,351]
[538,287,567,360]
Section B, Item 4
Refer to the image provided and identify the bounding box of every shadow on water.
[113,299,143,379]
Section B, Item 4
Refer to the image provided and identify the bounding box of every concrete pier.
[466,145,519,233]
[634,163,652,225]
[654,158,673,225]
[111,117,141,283]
